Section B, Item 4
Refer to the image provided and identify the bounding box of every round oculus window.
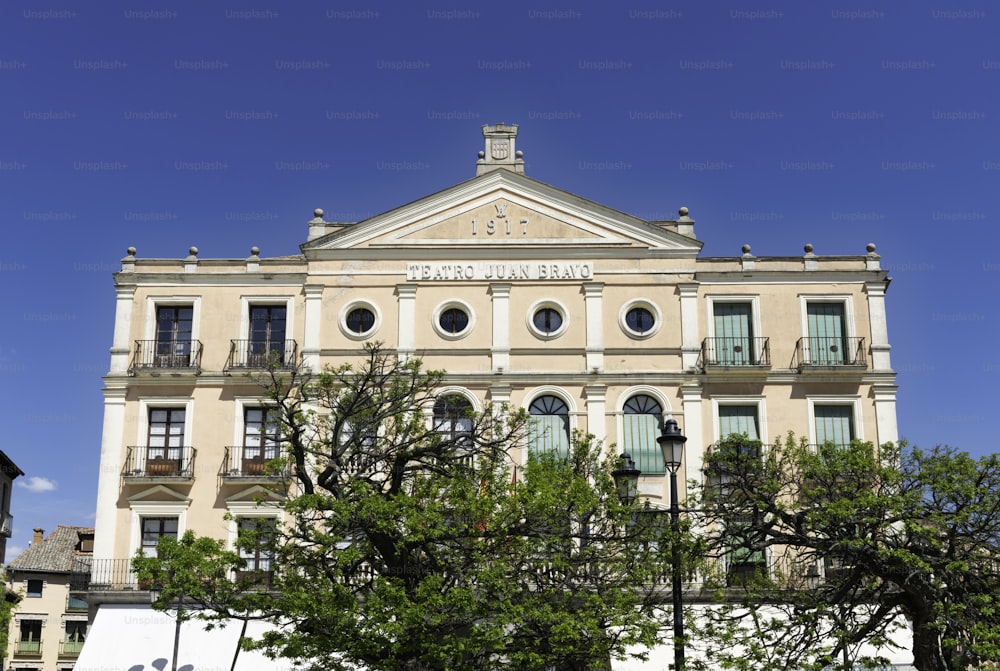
[625,306,656,335]
[438,307,470,335]
[532,307,563,335]
[345,307,376,335]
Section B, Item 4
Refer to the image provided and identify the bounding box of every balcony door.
[155,306,193,365]
[244,408,280,474]
[713,303,753,365]
[806,303,847,365]
[248,305,286,365]
[148,409,185,474]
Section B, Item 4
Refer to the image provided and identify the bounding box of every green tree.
[690,434,1000,671]
[136,343,689,671]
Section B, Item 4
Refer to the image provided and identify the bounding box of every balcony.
[1,512,12,537]
[795,337,866,370]
[14,639,42,656]
[225,339,297,372]
[220,446,288,482]
[60,639,86,657]
[122,446,196,481]
[700,337,770,370]
[129,339,203,375]
[70,558,136,592]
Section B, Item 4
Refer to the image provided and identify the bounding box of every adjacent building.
[74,124,901,669]
[6,526,92,671]
[0,450,24,564]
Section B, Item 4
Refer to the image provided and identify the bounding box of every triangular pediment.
[127,485,191,503]
[303,170,701,256]
[225,485,285,505]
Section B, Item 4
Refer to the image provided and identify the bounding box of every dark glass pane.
[346,308,375,334]
[439,308,469,334]
[626,307,655,334]
[532,308,562,334]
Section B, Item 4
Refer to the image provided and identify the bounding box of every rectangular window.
[26,579,43,597]
[726,514,766,586]
[718,406,759,441]
[64,621,86,653]
[243,408,280,473]
[147,408,185,475]
[155,306,193,365]
[248,305,287,365]
[814,405,854,447]
[713,303,755,365]
[141,517,178,557]
[806,302,847,365]
[18,619,42,653]
[237,517,276,586]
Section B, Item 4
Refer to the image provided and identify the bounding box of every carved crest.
[494,202,507,218]
[491,139,509,161]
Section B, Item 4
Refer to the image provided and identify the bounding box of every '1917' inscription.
[406,262,594,281]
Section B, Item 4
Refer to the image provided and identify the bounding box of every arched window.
[529,395,570,457]
[623,394,664,475]
[433,395,473,445]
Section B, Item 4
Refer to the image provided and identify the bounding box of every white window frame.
[806,396,864,446]
[431,300,476,341]
[143,295,202,342]
[226,501,284,553]
[522,386,577,463]
[711,396,768,445]
[798,294,857,341]
[618,299,662,340]
[128,500,190,558]
[526,299,569,340]
[704,295,763,341]
[239,295,295,341]
[339,300,382,340]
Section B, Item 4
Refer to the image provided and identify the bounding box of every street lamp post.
[657,418,688,671]
[150,581,184,671]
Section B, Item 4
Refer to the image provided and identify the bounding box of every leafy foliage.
[136,344,687,671]
[690,434,1000,671]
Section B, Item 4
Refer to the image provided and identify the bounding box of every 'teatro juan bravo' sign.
[406,262,595,281]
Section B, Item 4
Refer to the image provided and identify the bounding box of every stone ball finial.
[742,244,751,254]
[478,150,485,159]
[866,243,876,253]
[679,206,689,217]
[314,208,324,218]
[250,246,260,256]
[126,247,137,256]
[188,246,198,256]
[804,243,814,254]
[515,150,523,159]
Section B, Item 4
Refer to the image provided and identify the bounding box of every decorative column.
[396,284,418,361]
[679,385,704,501]
[490,283,512,372]
[302,284,323,371]
[109,285,136,375]
[93,388,127,563]
[678,283,700,371]
[865,279,892,372]
[583,282,604,372]
[584,384,607,442]
[873,385,900,447]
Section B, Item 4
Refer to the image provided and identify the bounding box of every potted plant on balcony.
[147,456,179,476]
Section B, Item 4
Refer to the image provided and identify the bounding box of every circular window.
[432,301,475,340]
[527,301,568,340]
[339,302,380,340]
[619,300,661,339]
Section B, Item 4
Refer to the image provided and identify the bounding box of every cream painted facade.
[77,124,899,667]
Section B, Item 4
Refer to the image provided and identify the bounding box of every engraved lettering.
[471,219,477,235]
[487,219,496,235]
[521,218,529,234]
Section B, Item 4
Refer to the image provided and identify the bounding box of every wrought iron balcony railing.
[15,639,42,655]
[795,337,866,368]
[129,339,203,374]
[701,337,771,368]
[122,446,196,480]
[60,639,86,656]
[220,445,288,479]
[70,558,137,591]
[225,339,297,371]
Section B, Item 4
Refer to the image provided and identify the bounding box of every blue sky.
[1,0,996,559]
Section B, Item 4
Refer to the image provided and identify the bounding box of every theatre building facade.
[73,124,902,670]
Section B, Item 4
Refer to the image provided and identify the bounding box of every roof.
[8,525,93,573]
[0,450,24,479]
